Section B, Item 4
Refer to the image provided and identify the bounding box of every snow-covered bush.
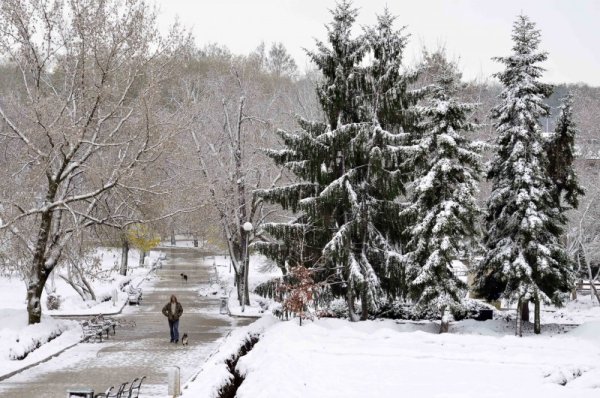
[375,299,497,321]
[316,298,349,319]
[46,293,61,310]
[7,319,75,360]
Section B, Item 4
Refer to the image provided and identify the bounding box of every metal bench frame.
[94,376,145,398]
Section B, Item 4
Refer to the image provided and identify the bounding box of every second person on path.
[162,294,183,343]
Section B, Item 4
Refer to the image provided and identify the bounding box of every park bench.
[93,376,146,398]
[576,279,600,293]
[127,285,143,305]
[81,315,117,343]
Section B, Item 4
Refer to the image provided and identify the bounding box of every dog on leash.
[180,273,188,283]
[181,333,188,346]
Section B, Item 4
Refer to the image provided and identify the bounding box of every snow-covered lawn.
[202,254,282,317]
[0,310,81,378]
[180,292,600,398]
[229,317,599,398]
[540,296,600,325]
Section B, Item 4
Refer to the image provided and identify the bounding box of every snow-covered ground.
[182,314,600,398]
[540,296,600,325]
[0,247,163,379]
[42,248,162,316]
[179,316,278,398]
[234,318,600,398]
[201,254,282,317]
[0,310,81,378]
[182,285,600,398]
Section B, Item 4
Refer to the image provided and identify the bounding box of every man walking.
[162,294,183,343]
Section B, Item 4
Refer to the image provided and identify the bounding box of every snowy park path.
[0,247,251,397]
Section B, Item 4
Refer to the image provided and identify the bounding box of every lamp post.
[241,221,253,313]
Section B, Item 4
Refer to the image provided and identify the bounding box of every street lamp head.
[242,222,253,232]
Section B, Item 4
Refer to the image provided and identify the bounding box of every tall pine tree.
[256,3,420,320]
[474,15,573,336]
[400,57,482,333]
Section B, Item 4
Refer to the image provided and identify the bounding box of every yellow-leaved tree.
[127,225,161,267]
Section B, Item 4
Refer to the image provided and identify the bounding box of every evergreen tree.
[306,0,366,128]
[474,15,573,336]
[256,3,420,320]
[400,58,482,333]
[545,94,584,209]
[361,9,421,132]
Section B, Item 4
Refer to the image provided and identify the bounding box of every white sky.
[156,0,600,85]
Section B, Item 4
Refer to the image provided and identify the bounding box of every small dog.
[180,273,188,283]
[181,333,188,346]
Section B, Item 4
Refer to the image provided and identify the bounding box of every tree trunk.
[521,299,530,323]
[360,284,368,321]
[170,229,176,246]
[534,295,541,334]
[27,276,47,325]
[236,272,243,304]
[243,256,250,306]
[586,261,600,305]
[346,284,359,322]
[120,239,129,276]
[139,251,146,267]
[59,274,85,300]
[440,307,450,334]
[27,196,57,324]
[515,299,523,337]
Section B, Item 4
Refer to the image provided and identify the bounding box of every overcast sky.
[156,0,600,86]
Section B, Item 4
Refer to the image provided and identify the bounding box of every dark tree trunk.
[236,272,243,303]
[243,254,250,306]
[360,284,368,321]
[27,275,47,325]
[120,239,129,276]
[534,296,541,334]
[521,299,530,323]
[170,229,176,246]
[346,285,359,322]
[440,307,449,333]
[28,184,57,325]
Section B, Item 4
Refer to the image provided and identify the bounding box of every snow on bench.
[127,285,143,305]
[81,315,117,343]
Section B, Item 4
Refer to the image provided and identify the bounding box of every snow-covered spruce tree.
[545,94,584,210]
[474,15,573,336]
[400,59,482,333]
[306,0,366,128]
[256,3,419,321]
[256,0,365,269]
[361,8,421,133]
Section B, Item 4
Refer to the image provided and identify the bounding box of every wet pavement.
[0,247,251,397]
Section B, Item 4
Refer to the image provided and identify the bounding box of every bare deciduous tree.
[0,0,188,324]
